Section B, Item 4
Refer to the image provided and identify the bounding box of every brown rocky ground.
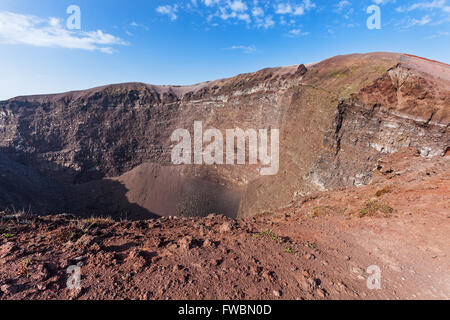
[1,149,448,300]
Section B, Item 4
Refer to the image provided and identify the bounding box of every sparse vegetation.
[0,208,34,239]
[58,227,83,243]
[283,247,295,254]
[255,211,273,218]
[375,185,393,197]
[17,258,33,276]
[57,217,114,243]
[307,205,346,219]
[359,199,394,218]
[307,241,318,249]
[328,68,350,78]
[252,229,280,242]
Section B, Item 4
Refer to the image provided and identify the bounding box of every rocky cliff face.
[238,53,449,218]
[0,53,448,219]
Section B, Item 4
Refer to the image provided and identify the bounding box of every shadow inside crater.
[0,148,242,220]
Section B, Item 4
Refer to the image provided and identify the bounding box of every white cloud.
[286,28,309,37]
[335,1,351,13]
[227,45,256,53]
[250,4,275,29]
[256,15,275,29]
[129,21,149,31]
[203,0,221,7]
[229,0,248,12]
[274,1,316,16]
[424,30,450,38]
[252,6,264,17]
[156,5,179,21]
[404,15,432,27]
[219,9,251,23]
[275,3,294,14]
[160,0,318,29]
[396,0,450,12]
[0,11,127,53]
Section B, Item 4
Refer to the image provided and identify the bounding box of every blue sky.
[0,0,449,100]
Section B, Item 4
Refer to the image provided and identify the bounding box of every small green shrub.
[252,229,280,242]
[359,199,393,218]
[283,247,295,254]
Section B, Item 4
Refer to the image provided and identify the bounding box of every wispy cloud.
[130,21,149,31]
[396,0,450,12]
[335,1,351,13]
[424,30,450,38]
[286,28,309,37]
[0,11,127,53]
[156,5,179,21]
[226,45,256,53]
[274,0,316,16]
[251,4,275,29]
[404,15,433,28]
[154,1,319,30]
[256,15,275,29]
[228,0,248,12]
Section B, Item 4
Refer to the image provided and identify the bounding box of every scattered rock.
[0,242,17,258]
[351,266,364,276]
[211,258,223,267]
[273,290,282,297]
[300,278,318,293]
[32,263,53,282]
[68,288,83,300]
[219,222,234,234]
[37,283,47,291]
[126,249,147,271]
[1,284,22,295]
[76,234,95,248]
[203,239,212,248]
[89,243,101,253]
[178,236,193,251]
[305,253,316,260]
[262,270,276,282]
[315,288,327,298]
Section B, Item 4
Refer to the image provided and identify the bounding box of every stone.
[315,288,327,298]
[295,64,308,77]
[305,253,315,260]
[76,234,95,248]
[219,222,233,233]
[178,236,193,250]
[37,283,47,291]
[273,290,282,297]
[0,242,17,258]
[1,284,22,295]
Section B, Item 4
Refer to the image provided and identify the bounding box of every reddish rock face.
[0,53,448,219]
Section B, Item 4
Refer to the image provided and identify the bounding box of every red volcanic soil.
[402,54,450,67]
[1,149,448,300]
